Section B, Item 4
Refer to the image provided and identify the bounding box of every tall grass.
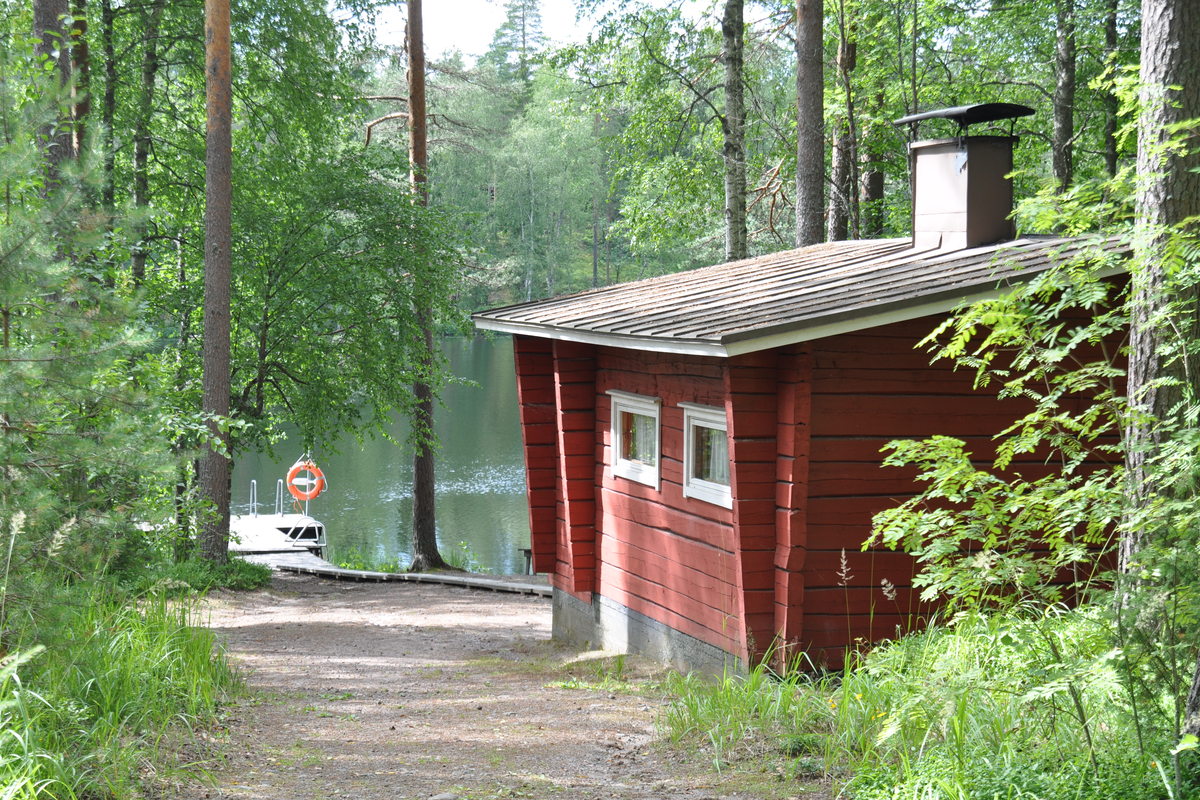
[662,605,1184,799]
[0,589,238,798]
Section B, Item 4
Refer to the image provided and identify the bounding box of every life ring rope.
[286,458,327,502]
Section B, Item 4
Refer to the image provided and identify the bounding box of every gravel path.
[176,572,822,800]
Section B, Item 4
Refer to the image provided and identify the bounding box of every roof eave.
[472,243,1129,358]
[472,315,731,357]
[473,281,1007,358]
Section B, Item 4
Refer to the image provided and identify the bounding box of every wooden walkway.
[240,551,552,598]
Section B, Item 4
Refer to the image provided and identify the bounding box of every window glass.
[607,391,660,488]
[692,423,729,485]
[681,403,732,508]
[622,411,658,465]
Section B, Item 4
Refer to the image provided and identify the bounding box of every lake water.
[231,336,531,574]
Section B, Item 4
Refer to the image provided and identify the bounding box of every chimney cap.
[893,102,1034,131]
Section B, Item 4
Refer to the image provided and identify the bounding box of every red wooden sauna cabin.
[474,104,1124,673]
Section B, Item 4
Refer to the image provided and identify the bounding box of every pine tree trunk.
[197,0,233,564]
[721,0,747,261]
[131,0,163,287]
[1123,0,1200,575]
[860,94,886,238]
[827,17,856,242]
[33,0,74,172]
[1123,0,1200,742]
[827,120,850,241]
[406,0,448,574]
[1052,0,1076,192]
[794,0,824,247]
[100,0,115,213]
[69,0,87,157]
[1102,0,1119,177]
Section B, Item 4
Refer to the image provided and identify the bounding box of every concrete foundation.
[552,588,742,676]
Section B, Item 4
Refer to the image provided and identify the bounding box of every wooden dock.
[240,551,552,597]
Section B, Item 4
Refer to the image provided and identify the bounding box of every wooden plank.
[600,563,742,635]
[804,549,921,587]
[774,542,806,571]
[598,507,735,566]
[600,488,735,548]
[800,586,926,616]
[599,570,742,655]
[598,532,739,605]
[809,394,1028,437]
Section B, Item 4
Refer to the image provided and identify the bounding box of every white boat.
[229,477,327,557]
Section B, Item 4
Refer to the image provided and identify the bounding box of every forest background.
[3,0,1200,798]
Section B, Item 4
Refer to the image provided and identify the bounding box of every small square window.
[681,403,732,508]
[607,390,660,488]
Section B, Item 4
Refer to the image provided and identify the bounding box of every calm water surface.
[231,337,531,574]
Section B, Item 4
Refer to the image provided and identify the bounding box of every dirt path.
[179,572,815,800]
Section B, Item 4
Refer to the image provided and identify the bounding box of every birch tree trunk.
[197,0,233,564]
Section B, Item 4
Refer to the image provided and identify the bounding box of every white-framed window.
[681,403,732,509]
[607,390,660,489]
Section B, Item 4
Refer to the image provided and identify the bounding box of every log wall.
[594,347,748,658]
[802,316,1042,662]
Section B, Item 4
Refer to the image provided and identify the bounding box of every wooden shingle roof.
[473,235,1125,357]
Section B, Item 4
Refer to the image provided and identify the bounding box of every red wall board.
[736,547,776,575]
[597,516,735,582]
[809,397,1025,438]
[558,409,596,432]
[729,409,779,438]
[807,495,900,522]
[554,384,595,411]
[519,423,558,447]
[599,566,743,644]
[556,430,595,455]
[776,481,807,510]
[729,439,778,465]
[775,543,807,571]
[600,489,734,549]
[801,586,926,616]
[735,523,778,550]
[598,533,738,605]
[813,370,989,395]
[732,497,776,526]
[802,612,922,642]
[808,435,1011,463]
[741,588,774,616]
[598,534,735,605]
[600,581,742,655]
[520,403,557,427]
[775,570,806,603]
[743,611,777,656]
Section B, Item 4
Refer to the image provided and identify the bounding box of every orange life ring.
[286,459,326,502]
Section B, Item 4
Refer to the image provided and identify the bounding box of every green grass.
[134,556,272,594]
[335,542,490,574]
[333,545,401,573]
[0,588,240,798]
[660,606,1189,799]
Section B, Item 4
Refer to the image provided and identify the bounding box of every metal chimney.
[894,103,1034,250]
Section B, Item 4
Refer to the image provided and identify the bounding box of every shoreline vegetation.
[662,607,1182,800]
[0,559,271,799]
